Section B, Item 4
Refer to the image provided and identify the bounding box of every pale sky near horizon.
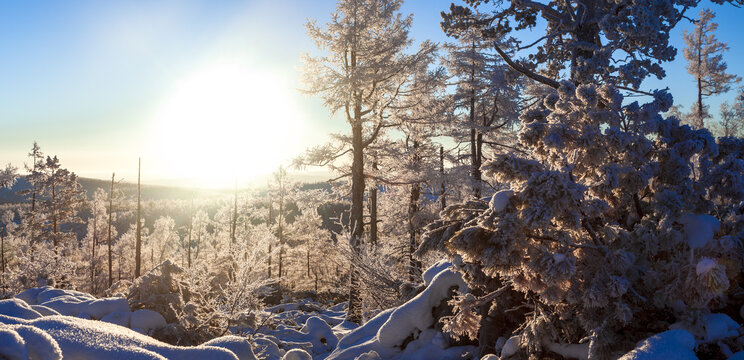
[0,0,742,189]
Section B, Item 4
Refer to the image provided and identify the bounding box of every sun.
[145,63,303,189]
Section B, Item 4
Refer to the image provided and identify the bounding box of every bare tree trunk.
[408,140,421,282]
[91,216,97,294]
[696,26,705,129]
[697,78,704,128]
[29,151,39,244]
[278,177,284,284]
[469,40,481,199]
[196,228,202,261]
[314,269,319,294]
[52,177,58,250]
[135,158,142,278]
[231,182,237,245]
[187,203,193,268]
[476,130,483,194]
[440,146,446,210]
[107,173,114,288]
[118,246,122,282]
[1,231,5,273]
[348,120,365,323]
[369,157,378,245]
[267,197,273,278]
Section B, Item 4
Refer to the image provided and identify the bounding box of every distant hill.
[0,176,229,204]
[0,175,336,205]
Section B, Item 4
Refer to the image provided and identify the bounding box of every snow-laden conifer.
[421,0,744,358]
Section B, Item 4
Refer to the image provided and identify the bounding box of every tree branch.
[492,42,560,89]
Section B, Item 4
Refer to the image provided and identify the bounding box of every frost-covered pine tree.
[683,8,741,129]
[299,0,437,322]
[81,188,115,294]
[269,165,292,283]
[0,164,16,189]
[418,0,744,358]
[18,142,46,244]
[442,19,522,198]
[39,155,86,253]
[0,210,17,274]
[146,216,177,271]
[713,87,744,137]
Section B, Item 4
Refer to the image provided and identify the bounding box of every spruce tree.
[300,0,437,322]
[683,9,741,129]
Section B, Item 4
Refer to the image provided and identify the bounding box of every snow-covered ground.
[1,261,741,359]
[0,262,477,360]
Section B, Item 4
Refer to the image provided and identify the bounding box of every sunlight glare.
[145,63,303,189]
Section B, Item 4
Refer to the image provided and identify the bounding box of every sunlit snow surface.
[3,262,738,359]
[0,263,476,360]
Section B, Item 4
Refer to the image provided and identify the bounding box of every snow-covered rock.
[327,264,474,360]
[85,298,130,320]
[202,335,257,360]
[544,341,588,360]
[376,268,467,348]
[489,189,514,212]
[253,336,284,359]
[131,309,167,331]
[703,313,739,342]
[618,329,697,360]
[422,259,451,286]
[679,214,721,249]
[500,335,521,358]
[101,311,133,328]
[281,348,312,360]
[300,316,338,353]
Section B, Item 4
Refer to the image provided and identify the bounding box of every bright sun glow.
[146,63,303,189]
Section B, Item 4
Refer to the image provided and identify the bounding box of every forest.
[1,0,744,359]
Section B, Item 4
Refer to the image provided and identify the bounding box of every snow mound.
[0,326,29,360]
[679,214,721,249]
[203,335,257,360]
[281,348,312,360]
[500,335,521,358]
[30,305,60,316]
[376,268,467,348]
[131,309,167,331]
[696,258,718,275]
[15,286,130,321]
[101,310,132,328]
[0,323,64,360]
[703,313,739,342]
[422,259,452,286]
[618,329,697,360]
[327,264,474,360]
[0,299,43,320]
[0,299,263,360]
[253,336,285,359]
[489,189,514,212]
[300,316,338,353]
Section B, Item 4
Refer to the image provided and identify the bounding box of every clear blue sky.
[0,0,741,187]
